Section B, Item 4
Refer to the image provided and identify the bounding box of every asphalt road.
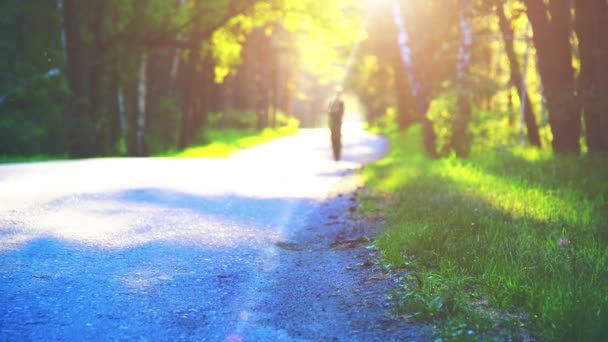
[0,125,432,341]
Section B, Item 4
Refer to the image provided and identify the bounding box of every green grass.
[0,155,68,164]
[362,125,608,340]
[1,120,298,163]
[157,124,298,159]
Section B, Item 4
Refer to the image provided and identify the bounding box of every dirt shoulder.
[248,171,435,341]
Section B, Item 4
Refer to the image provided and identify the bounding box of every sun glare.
[362,0,394,11]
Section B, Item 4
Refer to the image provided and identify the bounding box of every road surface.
[0,125,432,341]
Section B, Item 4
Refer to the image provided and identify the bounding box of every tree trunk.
[392,0,437,157]
[57,0,68,69]
[496,3,541,147]
[179,13,203,149]
[146,46,175,150]
[240,36,257,112]
[256,30,271,131]
[62,0,98,157]
[232,59,248,111]
[109,66,121,149]
[270,44,279,128]
[118,88,126,137]
[126,53,147,157]
[169,0,187,96]
[525,0,580,154]
[126,75,139,156]
[574,0,608,154]
[451,0,473,158]
[88,0,105,153]
[393,52,415,130]
[61,0,83,98]
[194,55,213,132]
[136,52,148,156]
[283,75,295,117]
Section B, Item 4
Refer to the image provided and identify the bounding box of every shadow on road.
[0,188,320,340]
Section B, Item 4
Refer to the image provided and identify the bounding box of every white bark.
[392,1,421,98]
[170,50,181,91]
[136,53,147,156]
[457,0,473,86]
[118,87,126,134]
[169,0,188,91]
[57,0,68,67]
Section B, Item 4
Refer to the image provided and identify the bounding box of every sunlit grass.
[0,123,298,163]
[158,124,298,159]
[362,124,608,340]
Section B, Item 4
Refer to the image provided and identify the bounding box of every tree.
[524,0,580,154]
[391,0,463,157]
[178,8,204,149]
[495,2,541,147]
[574,0,608,154]
[451,0,474,157]
[0,0,69,156]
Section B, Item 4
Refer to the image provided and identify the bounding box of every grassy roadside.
[361,125,608,340]
[157,124,298,159]
[0,155,68,164]
[0,123,298,164]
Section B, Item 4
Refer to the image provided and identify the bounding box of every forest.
[1,0,360,157]
[2,0,608,339]
[1,0,607,159]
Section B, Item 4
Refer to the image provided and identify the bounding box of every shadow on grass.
[365,134,608,340]
[468,148,608,244]
[469,148,608,199]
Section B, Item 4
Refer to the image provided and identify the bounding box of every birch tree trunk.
[451,0,473,157]
[61,0,82,98]
[109,66,121,149]
[136,53,147,156]
[392,0,437,157]
[57,0,68,67]
[169,0,188,94]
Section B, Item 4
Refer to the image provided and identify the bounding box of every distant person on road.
[328,88,345,161]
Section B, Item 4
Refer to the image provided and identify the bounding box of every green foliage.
[349,54,395,123]
[0,0,69,156]
[427,92,458,155]
[0,78,69,156]
[212,1,283,82]
[368,107,399,137]
[1,0,600,159]
[364,124,608,340]
[145,96,182,155]
[426,91,525,156]
[207,111,259,130]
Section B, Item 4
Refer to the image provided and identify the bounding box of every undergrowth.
[1,123,298,163]
[362,125,608,340]
[0,155,68,164]
[157,120,298,159]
